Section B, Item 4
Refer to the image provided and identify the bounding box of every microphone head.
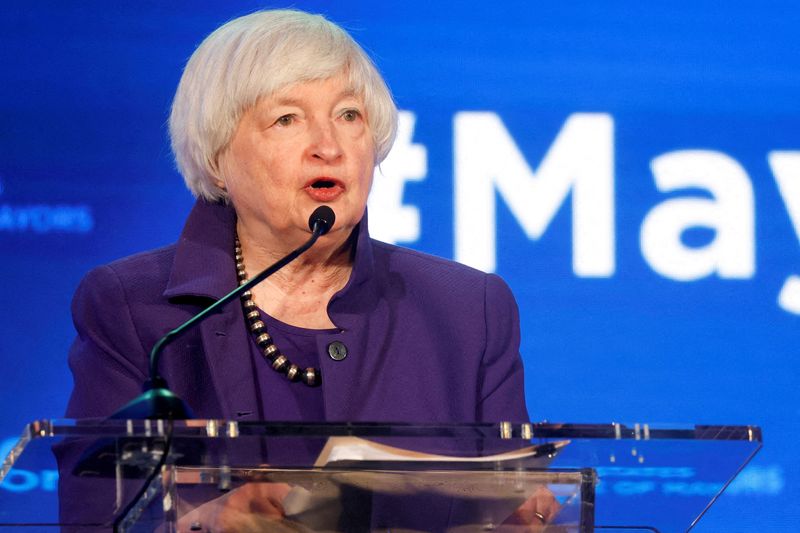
[308,205,336,235]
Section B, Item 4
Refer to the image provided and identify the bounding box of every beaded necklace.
[235,237,321,387]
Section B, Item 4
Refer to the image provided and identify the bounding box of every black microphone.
[111,206,336,419]
[309,205,335,236]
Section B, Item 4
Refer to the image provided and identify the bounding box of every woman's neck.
[236,220,356,329]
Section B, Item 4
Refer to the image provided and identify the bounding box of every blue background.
[1,1,798,530]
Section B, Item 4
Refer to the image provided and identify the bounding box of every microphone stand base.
[109,388,194,420]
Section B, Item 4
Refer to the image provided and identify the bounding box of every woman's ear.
[211,150,229,192]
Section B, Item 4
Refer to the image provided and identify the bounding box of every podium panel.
[0,420,760,531]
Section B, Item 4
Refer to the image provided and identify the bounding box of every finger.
[531,486,561,522]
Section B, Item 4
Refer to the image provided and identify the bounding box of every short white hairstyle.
[169,9,398,201]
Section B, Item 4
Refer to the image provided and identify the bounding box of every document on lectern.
[275,437,572,526]
[313,435,569,467]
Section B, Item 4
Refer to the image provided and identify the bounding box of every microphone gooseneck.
[110,206,337,419]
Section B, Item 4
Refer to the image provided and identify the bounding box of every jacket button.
[327,341,348,361]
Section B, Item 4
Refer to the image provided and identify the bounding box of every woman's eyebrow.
[271,96,303,106]
[270,89,358,108]
[338,87,358,99]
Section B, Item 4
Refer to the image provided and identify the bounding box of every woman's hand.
[177,482,292,533]
[501,485,561,531]
[177,482,563,532]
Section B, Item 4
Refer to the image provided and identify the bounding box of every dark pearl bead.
[272,355,288,373]
[303,368,319,387]
[245,310,260,322]
[256,333,272,347]
[249,320,265,333]
[263,344,279,359]
[286,364,300,382]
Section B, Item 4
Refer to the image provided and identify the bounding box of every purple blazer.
[65,200,528,423]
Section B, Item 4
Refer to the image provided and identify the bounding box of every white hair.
[169,9,398,201]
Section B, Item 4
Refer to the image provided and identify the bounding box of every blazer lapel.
[322,210,383,420]
[164,200,260,419]
[197,299,260,419]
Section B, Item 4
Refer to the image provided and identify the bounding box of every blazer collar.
[163,200,238,301]
[327,209,378,329]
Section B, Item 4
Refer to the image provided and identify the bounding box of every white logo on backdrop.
[0,176,94,234]
[368,112,800,315]
[0,437,58,493]
[369,111,427,243]
[768,153,800,314]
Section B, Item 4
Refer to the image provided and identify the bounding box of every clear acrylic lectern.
[0,420,761,532]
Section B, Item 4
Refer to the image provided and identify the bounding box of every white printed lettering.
[641,151,755,280]
[768,151,800,314]
[454,112,614,274]
[368,111,427,244]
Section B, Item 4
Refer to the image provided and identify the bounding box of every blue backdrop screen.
[1,2,798,530]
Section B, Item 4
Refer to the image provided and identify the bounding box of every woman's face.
[217,73,376,245]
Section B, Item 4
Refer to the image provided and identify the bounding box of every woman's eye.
[275,114,295,127]
[341,109,361,122]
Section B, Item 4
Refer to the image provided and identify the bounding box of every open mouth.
[305,177,344,202]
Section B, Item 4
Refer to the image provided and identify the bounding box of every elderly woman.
[61,9,552,530]
[66,9,528,427]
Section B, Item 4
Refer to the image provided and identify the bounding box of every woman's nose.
[308,120,343,162]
